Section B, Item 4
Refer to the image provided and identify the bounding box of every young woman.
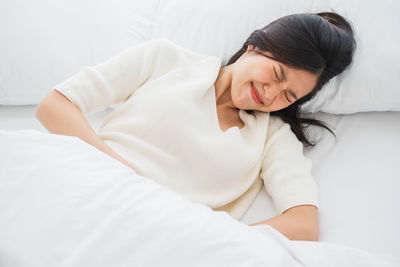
[36,12,356,241]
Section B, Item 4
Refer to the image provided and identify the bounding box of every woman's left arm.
[249,204,319,241]
[255,116,321,241]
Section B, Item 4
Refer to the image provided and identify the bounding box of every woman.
[36,12,356,241]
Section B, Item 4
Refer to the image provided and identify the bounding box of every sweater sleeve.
[260,116,319,215]
[53,39,183,115]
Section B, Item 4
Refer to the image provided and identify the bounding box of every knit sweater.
[55,39,319,220]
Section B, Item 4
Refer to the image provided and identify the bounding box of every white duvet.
[0,129,399,267]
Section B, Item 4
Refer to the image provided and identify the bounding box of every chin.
[231,98,247,110]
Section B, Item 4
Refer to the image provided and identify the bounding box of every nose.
[263,84,281,101]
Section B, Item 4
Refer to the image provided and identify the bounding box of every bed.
[1,0,399,266]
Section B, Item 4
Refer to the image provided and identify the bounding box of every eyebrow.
[278,64,298,100]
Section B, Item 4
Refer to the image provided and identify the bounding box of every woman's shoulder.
[127,39,221,73]
[266,114,291,140]
[250,111,291,142]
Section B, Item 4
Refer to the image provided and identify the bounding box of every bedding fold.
[0,129,398,267]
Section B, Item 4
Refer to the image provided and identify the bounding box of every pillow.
[0,0,160,105]
[151,0,400,114]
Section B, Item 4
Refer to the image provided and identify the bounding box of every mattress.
[1,104,399,260]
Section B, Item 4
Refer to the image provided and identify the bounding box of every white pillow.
[0,0,159,105]
[151,0,400,114]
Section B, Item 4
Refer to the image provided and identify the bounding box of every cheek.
[262,96,292,112]
[230,84,249,107]
[231,71,250,101]
[234,59,262,82]
[274,100,292,111]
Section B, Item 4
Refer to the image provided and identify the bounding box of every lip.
[251,82,264,104]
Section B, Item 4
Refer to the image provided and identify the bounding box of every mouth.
[251,82,264,104]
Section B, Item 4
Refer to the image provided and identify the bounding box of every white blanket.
[0,130,399,267]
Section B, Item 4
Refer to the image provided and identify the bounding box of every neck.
[214,65,237,111]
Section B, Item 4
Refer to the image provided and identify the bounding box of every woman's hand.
[36,89,136,172]
[249,205,319,241]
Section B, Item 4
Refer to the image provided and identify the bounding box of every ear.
[239,45,257,61]
[246,44,256,52]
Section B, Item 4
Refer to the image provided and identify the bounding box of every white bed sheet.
[1,105,399,259]
[2,128,399,267]
[242,111,400,258]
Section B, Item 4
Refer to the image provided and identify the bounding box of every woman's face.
[230,45,319,112]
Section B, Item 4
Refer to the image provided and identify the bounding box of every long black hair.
[226,12,356,147]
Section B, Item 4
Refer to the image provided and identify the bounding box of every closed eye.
[284,91,293,103]
[273,67,280,81]
[274,67,292,103]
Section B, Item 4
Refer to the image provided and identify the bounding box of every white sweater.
[55,39,319,220]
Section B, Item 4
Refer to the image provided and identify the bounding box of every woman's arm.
[35,89,135,170]
[249,205,319,241]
